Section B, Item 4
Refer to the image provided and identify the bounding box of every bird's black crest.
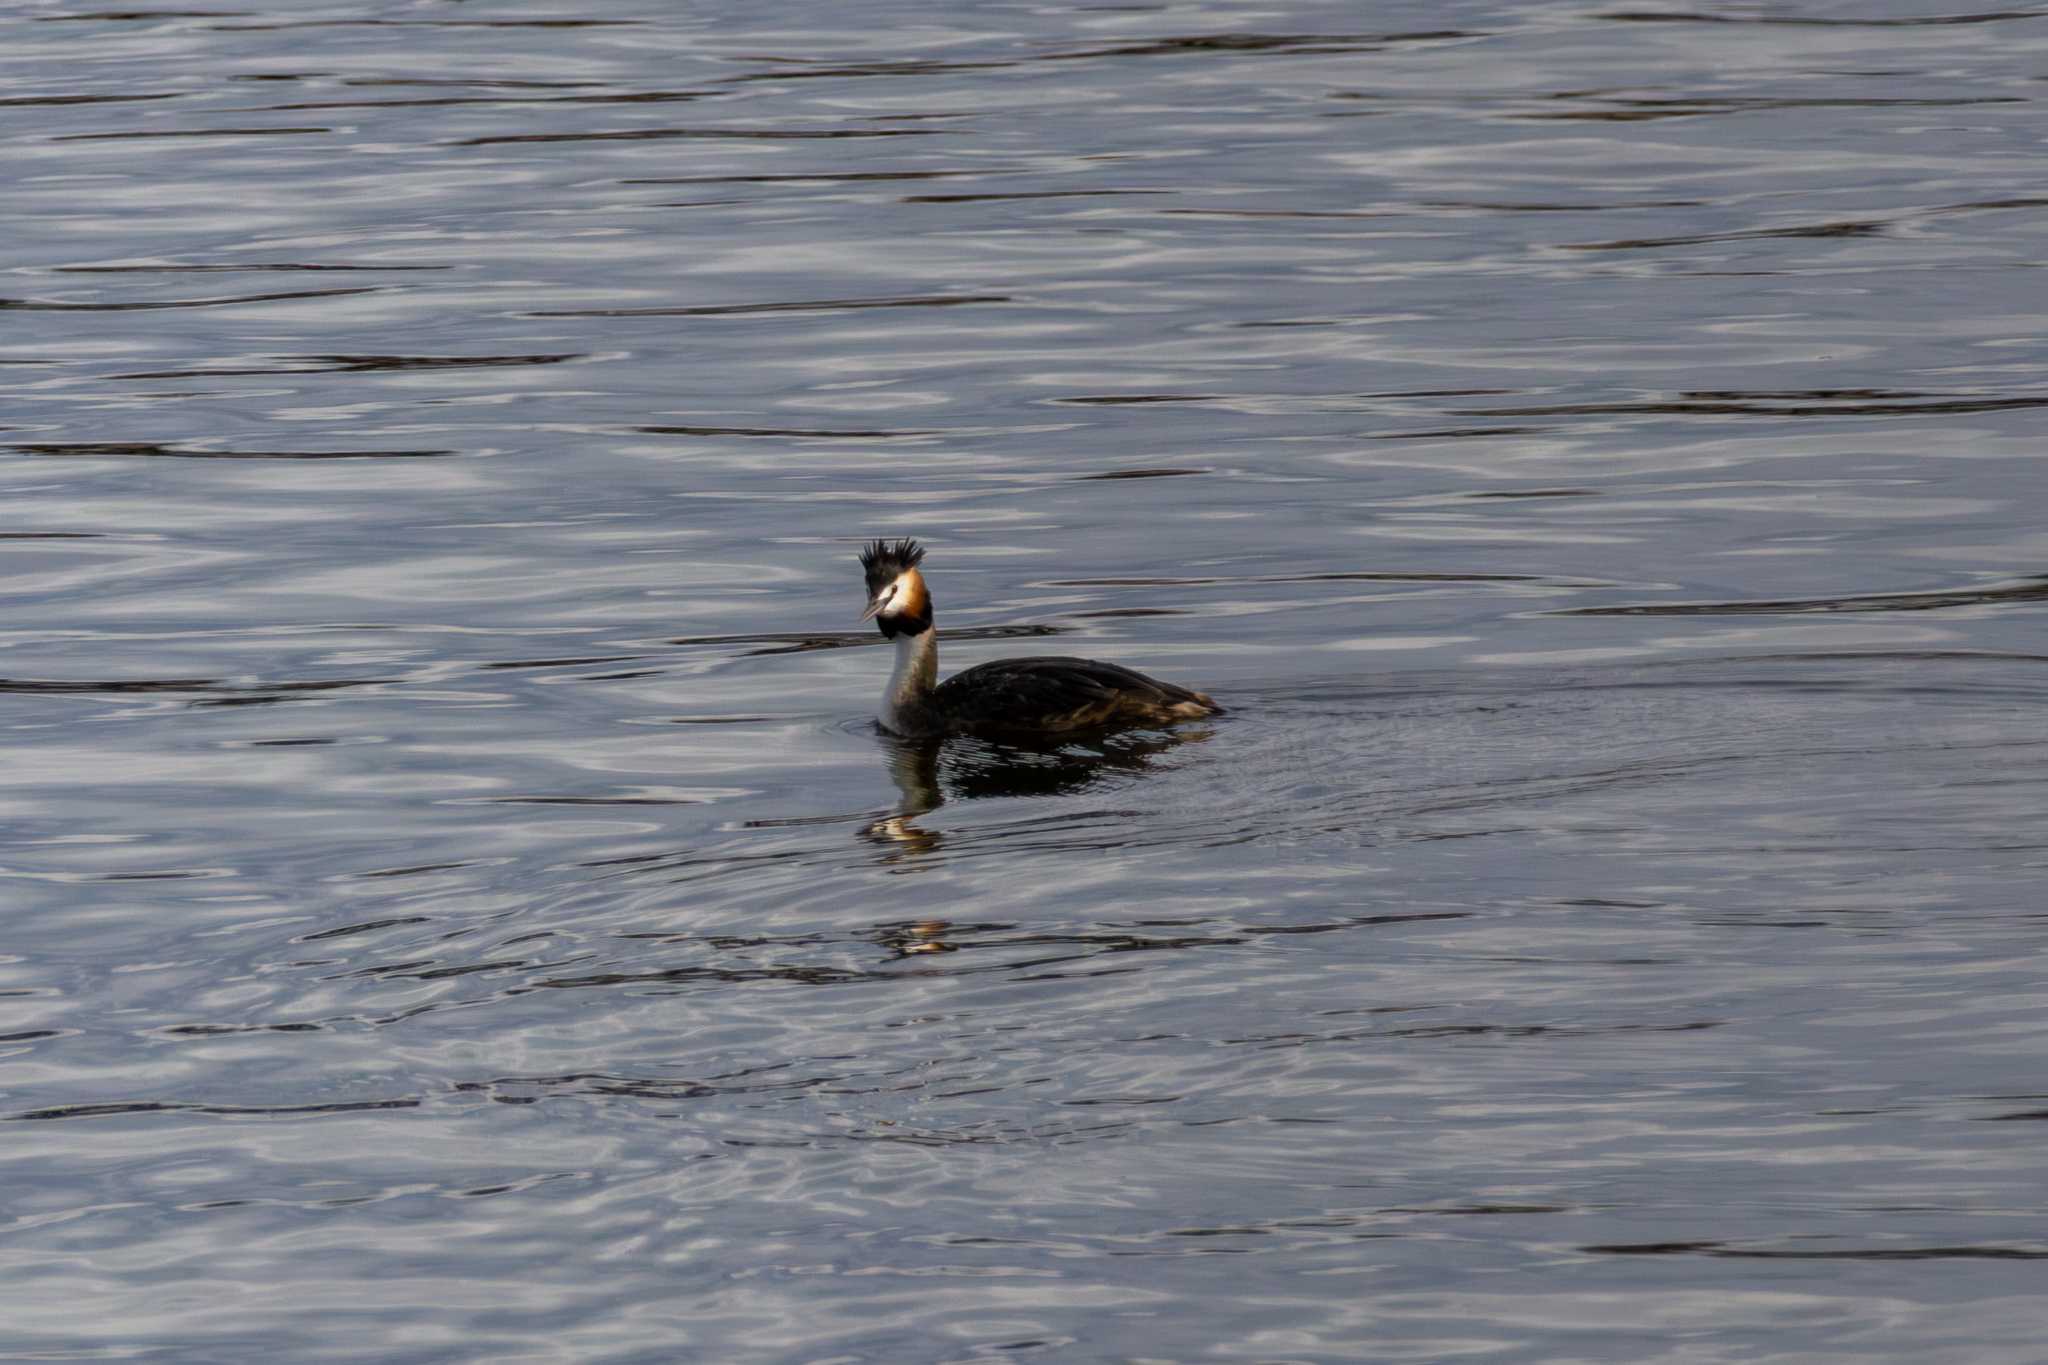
[859,537,926,594]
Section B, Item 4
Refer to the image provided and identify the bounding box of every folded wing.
[932,655,1218,734]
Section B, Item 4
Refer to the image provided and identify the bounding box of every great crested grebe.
[858,538,1219,738]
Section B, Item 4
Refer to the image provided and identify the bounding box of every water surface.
[6,1,2048,1360]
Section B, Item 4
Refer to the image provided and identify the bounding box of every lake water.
[6,1,2048,1360]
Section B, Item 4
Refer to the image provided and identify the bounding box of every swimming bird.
[858,538,1219,737]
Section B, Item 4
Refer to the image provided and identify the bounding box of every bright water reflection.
[6,0,2048,1359]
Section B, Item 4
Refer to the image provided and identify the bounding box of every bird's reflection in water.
[861,725,1214,869]
[874,916,957,958]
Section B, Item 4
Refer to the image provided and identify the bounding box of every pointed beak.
[859,594,886,624]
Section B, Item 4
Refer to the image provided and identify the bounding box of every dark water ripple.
[6,0,2048,1359]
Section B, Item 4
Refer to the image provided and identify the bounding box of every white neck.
[880,625,938,734]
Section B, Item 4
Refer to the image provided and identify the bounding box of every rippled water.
[8,1,2048,1359]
